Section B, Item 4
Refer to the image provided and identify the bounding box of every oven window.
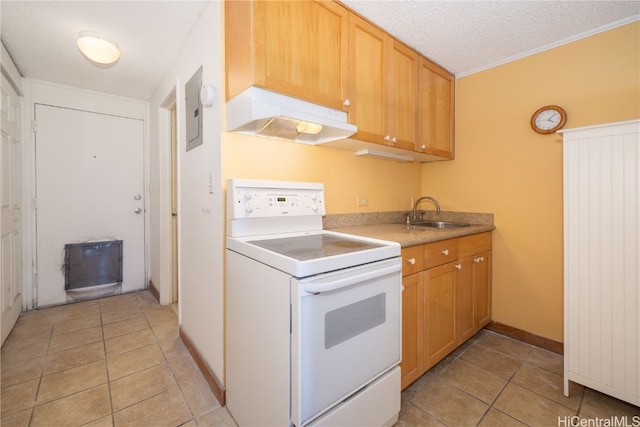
[325,293,386,349]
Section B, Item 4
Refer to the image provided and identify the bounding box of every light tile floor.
[398,330,640,426]
[1,291,236,427]
[2,291,639,426]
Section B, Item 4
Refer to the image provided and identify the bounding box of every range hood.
[226,87,356,144]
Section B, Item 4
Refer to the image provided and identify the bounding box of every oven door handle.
[301,263,401,293]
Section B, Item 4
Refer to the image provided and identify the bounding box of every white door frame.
[157,87,179,307]
[22,79,149,309]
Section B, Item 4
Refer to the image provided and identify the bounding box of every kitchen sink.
[411,220,471,229]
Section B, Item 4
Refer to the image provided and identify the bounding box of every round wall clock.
[530,105,567,134]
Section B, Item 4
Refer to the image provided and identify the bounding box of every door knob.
[134,194,142,200]
[134,208,142,214]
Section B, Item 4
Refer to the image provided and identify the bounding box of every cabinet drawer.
[424,239,459,269]
[401,246,424,276]
[459,232,492,258]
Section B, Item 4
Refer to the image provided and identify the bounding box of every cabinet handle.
[474,257,485,263]
[455,264,462,270]
[419,144,426,150]
[442,249,449,256]
[407,258,416,265]
[384,135,391,142]
[343,99,351,107]
[391,137,397,144]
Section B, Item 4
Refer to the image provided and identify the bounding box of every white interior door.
[35,104,145,307]
[1,74,23,344]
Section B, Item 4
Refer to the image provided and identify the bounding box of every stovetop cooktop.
[248,233,384,261]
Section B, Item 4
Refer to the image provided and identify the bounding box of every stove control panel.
[228,179,325,219]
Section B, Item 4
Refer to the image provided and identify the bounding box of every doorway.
[171,106,179,304]
[34,104,146,307]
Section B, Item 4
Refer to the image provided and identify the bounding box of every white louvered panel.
[562,120,640,406]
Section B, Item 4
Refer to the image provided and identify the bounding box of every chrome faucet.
[412,196,441,220]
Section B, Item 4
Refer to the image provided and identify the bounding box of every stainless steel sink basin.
[411,220,471,229]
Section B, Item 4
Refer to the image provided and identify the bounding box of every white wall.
[148,2,224,383]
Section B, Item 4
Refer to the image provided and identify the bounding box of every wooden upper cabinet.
[348,13,418,150]
[347,14,386,144]
[225,0,349,110]
[417,58,455,158]
[225,0,455,161]
[387,40,418,151]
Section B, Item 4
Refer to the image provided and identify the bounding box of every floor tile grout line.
[111,389,181,419]
[442,341,519,426]
[406,336,558,427]
[109,292,193,422]
[509,363,584,412]
[476,343,583,423]
[100,301,116,426]
[31,319,57,417]
[26,368,43,427]
[2,291,220,427]
[478,354,529,426]
[476,337,579,418]
[1,292,182,425]
[507,364,583,414]
[30,383,111,426]
[575,385,587,417]
[150,309,199,425]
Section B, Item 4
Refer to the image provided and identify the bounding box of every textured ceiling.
[0,1,210,100]
[1,1,639,101]
[341,0,640,76]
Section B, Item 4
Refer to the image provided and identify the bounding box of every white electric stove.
[226,178,402,427]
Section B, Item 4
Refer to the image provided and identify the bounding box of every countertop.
[329,223,495,248]
[325,210,495,248]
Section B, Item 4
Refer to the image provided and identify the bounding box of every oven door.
[290,257,402,426]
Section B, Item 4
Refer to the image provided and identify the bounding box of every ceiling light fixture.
[77,31,120,64]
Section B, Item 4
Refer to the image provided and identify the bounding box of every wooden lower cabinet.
[472,250,492,328]
[456,256,475,343]
[400,271,423,389]
[423,263,457,370]
[400,232,492,390]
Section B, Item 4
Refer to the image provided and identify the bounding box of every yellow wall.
[422,22,640,342]
[221,21,639,343]
[221,132,422,213]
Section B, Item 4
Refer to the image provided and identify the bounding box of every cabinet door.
[253,0,349,110]
[456,257,475,343]
[386,39,418,151]
[348,13,386,144]
[417,58,454,158]
[401,245,423,277]
[400,272,423,390]
[423,262,457,370]
[473,251,492,329]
